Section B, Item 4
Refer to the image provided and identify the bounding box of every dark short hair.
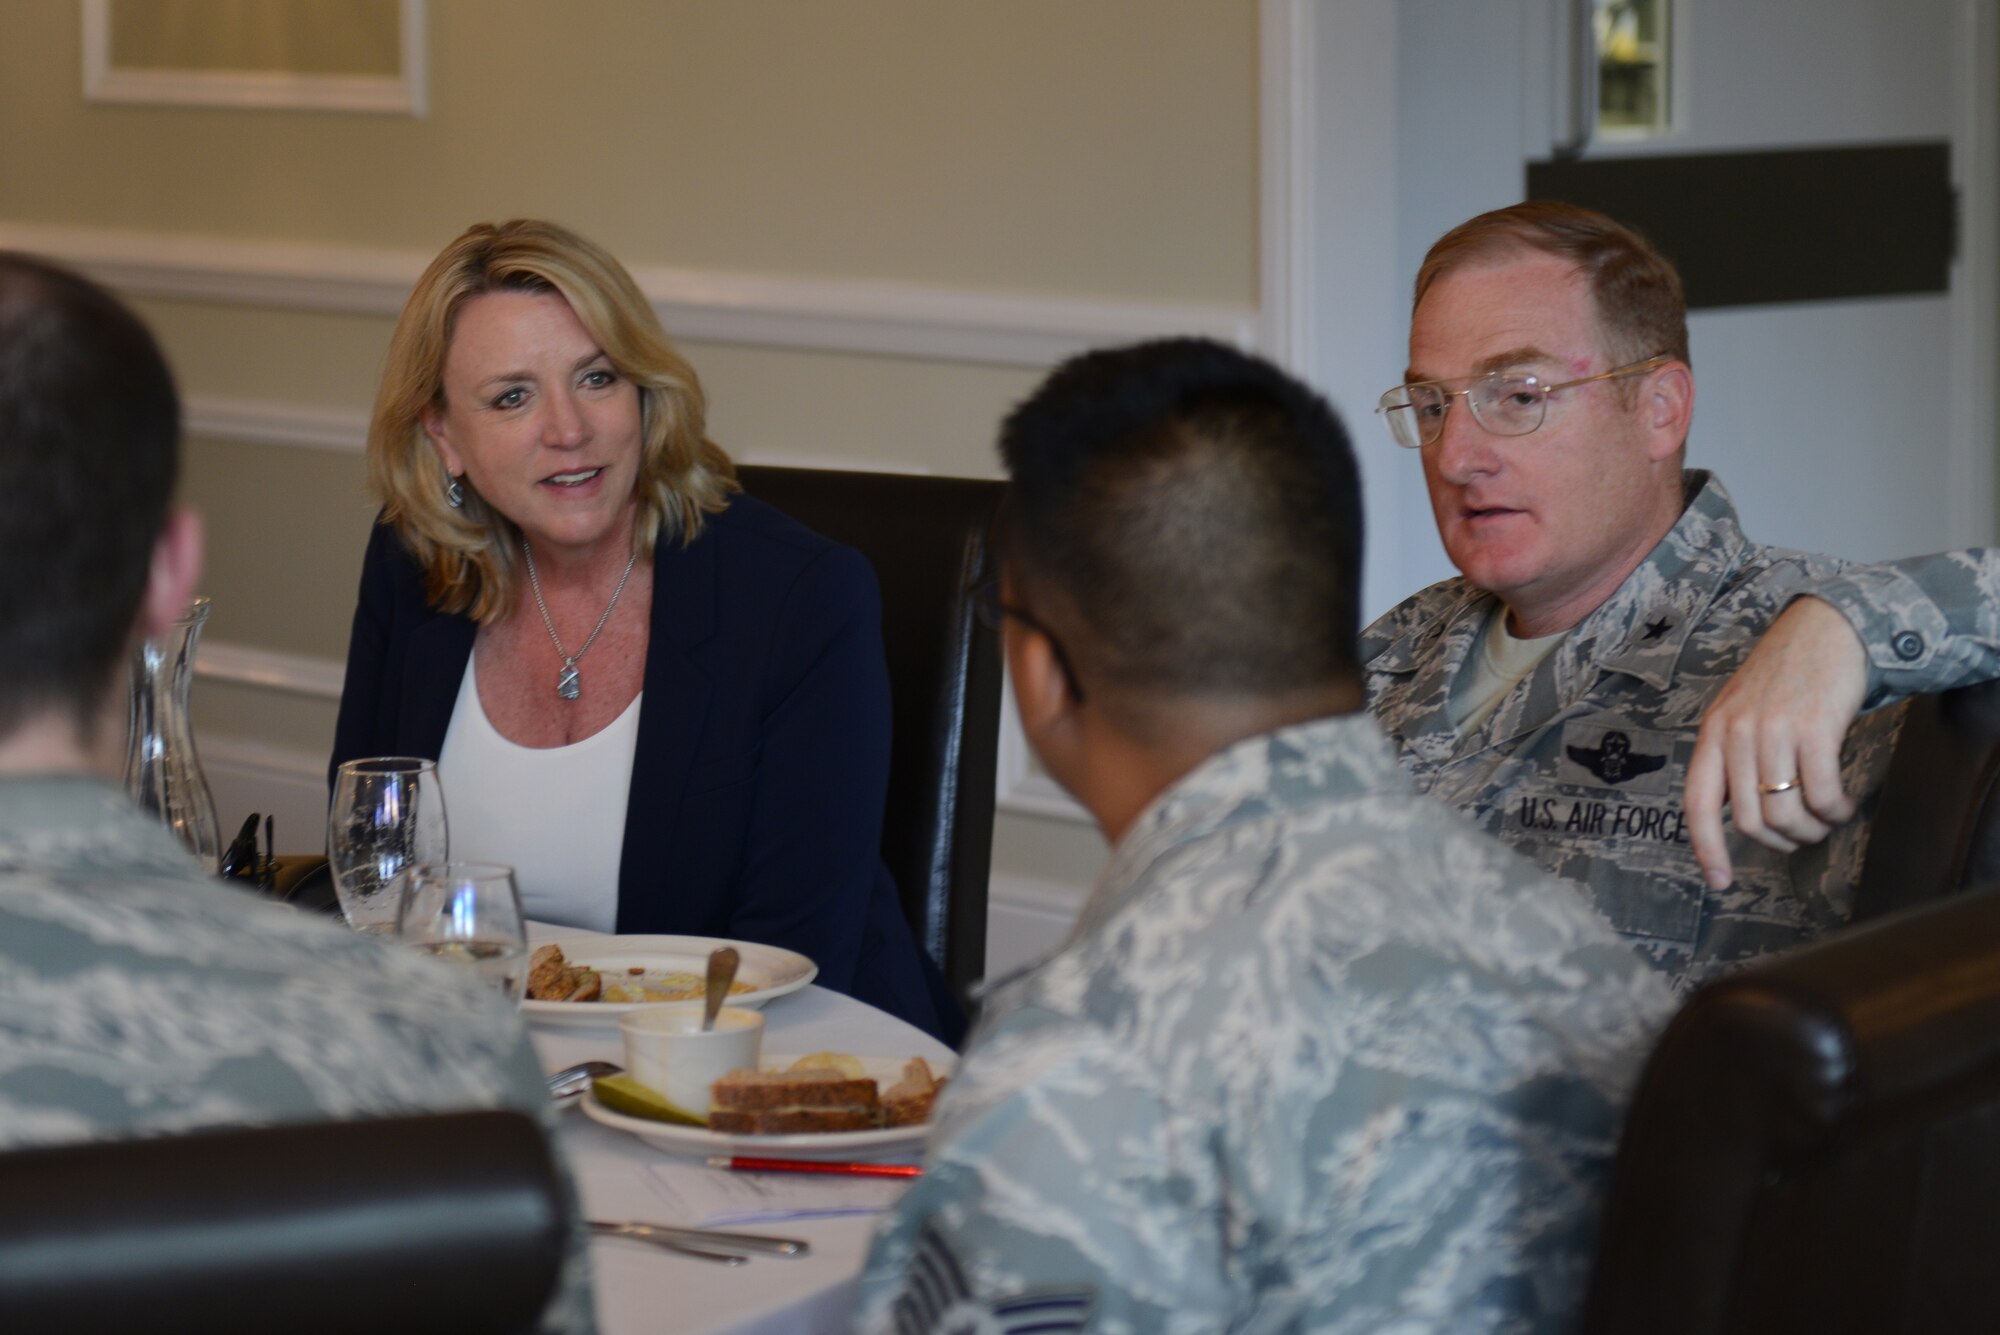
[1414,200,1689,368]
[998,337,1363,703]
[0,254,179,734]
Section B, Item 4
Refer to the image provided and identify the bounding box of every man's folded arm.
[1689,548,2000,886]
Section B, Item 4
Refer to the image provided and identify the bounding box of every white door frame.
[1948,0,2000,548]
[1259,0,1420,619]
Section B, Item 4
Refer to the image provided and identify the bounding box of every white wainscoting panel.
[201,734,330,855]
[197,640,346,700]
[194,642,341,847]
[984,874,1087,980]
[995,686,1091,823]
[0,221,1258,370]
[186,397,370,453]
[183,396,947,477]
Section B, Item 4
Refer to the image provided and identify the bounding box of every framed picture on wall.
[81,0,426,115]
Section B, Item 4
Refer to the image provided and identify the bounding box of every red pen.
[709,1155,921,1178]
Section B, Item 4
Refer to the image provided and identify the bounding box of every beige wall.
[16,2,1255,299]
[0,0,1261,967]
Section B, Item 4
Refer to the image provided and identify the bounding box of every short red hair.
[1414,200,1689,368]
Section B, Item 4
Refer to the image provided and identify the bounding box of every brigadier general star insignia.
[1642,616,1674,641]
[893,1223,1093,1335]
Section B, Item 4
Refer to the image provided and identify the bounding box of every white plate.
[523,935,817,1028]
[578,1053,947,1161]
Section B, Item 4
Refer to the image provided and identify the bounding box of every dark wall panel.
[1526,143,1953,309]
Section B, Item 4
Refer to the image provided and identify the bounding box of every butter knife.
[589,1219,808,1258]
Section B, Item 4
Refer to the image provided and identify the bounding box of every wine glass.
[328,757,448,935]
[398,862,530,1004]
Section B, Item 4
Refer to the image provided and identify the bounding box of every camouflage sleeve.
[851,1011,1236,1334]
[1804,550,2000,706]
[1358,586,1435,663]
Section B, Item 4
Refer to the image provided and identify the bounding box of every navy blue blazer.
[332,496,952,1040]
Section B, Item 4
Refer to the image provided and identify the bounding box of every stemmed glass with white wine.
[397,862,530,1004]
[328,757,448,936]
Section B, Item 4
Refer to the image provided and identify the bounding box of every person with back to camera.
[853,338,1674,1332]
[332,219,954,1040]
[0,251,594,1333]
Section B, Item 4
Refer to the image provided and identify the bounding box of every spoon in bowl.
[703,947,740,1032]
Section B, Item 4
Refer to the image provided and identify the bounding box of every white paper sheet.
[645,1158,914,1226]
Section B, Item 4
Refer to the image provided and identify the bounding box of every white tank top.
[436,655,641,934]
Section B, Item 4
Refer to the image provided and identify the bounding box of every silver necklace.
[521,538,638,701]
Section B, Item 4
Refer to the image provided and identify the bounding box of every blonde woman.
[333,219,952,1040]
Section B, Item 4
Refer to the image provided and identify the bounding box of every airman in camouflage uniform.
[858,338,1677,1333]
[0,254,589,1332]
[0,780,595,1335]
[1369,201,1904,989]
[1366,469,1903,989]
[854,714,1675,1334]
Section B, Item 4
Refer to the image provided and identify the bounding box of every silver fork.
[545,1059,623,1105]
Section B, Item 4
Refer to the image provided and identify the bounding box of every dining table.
[528,929,954,1335]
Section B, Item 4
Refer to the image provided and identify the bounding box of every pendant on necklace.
[557,660,581,701]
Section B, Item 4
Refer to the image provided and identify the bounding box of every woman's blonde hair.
[368,218,737,621]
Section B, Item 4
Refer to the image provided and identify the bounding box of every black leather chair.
[1582,888,2000,1334]
[1854,679,2000,921]
[0,1110,568,1334]
[736,465,1004,1003]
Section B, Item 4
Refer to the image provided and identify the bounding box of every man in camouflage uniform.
[854,339,1675,1333]
[1688,550,2000,885]
[0,255,591,1333]
[1363,201,1901,990]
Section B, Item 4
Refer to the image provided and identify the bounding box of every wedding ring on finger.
[1756,777,1802,796]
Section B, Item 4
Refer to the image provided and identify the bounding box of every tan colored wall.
[13,2,1255,300]
[0,0,1260,963]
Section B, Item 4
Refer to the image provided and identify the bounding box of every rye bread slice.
[708,1105,878,1135]
[710,1067,879,1112]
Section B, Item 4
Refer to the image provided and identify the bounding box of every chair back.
[735,465,1004,998]
[1854,679,2000,920]
[1582,889,2000,1334]
[0,1109,567,1335]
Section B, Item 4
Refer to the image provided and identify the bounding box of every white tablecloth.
[533,984,952,1335]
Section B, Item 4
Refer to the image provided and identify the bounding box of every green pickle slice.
[592,1074,708,1126]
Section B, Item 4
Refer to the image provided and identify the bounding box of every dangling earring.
[445,470,465,509]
